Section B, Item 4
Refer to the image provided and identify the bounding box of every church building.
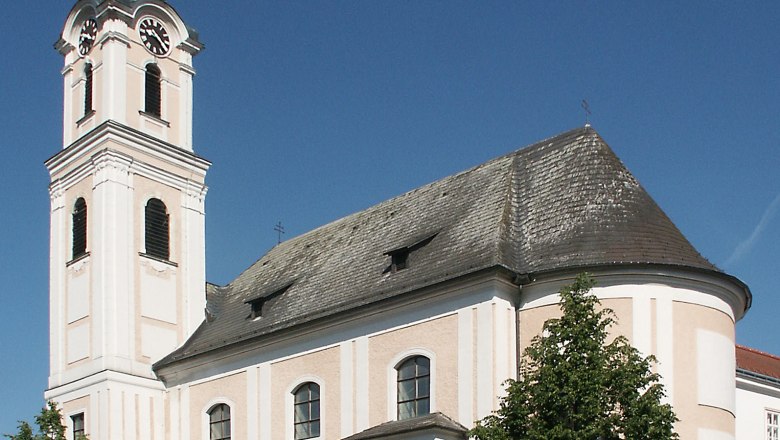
[44,1,777,439]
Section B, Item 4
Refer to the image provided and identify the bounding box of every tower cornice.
[46,120,210,182]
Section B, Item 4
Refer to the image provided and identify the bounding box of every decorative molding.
[140,254,178,273]
[92,149,133,189]
[46,121,210,182]
[97,30,132,49]
[155,273,515,385]
[76,111,96,127]
[66,253,91,272]
[139,111,171,128]
[49,184,65,207]
[178,63,196,76]
[520,268,744,322]
[61,62,75,76]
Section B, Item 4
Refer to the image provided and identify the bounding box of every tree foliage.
[4,401,76,440]
[470,273,679,440]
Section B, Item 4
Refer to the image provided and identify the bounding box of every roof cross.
[274,221,285,244]
[581,99,592,127]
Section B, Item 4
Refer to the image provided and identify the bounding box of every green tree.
[4,401,80,440]
[470,273,679,440]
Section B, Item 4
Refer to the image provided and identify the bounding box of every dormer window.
[388,249,410,272]
[244,283,293,320]
[383,233,438,274]
[247,298,263,320]
[144,64,162,117]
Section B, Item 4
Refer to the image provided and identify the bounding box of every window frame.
[206,403,231,440]
[293,382,321,440]
[768,409,780,440]
[84,63,93,116]
[71,197,88,260]
[71,412,85,440]
[396,355,431,420]
[143,197,170,261]
[286,377,324,440]
[387,349,436,421]
[144,63,162,118]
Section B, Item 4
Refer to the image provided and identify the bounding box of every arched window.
[397,355,430,420]
[144,64,162,117]
[72,198,87,259]
[208,404,230,440]
[293,382,320,440]
[145,198,169,260]
[84,64,93,115]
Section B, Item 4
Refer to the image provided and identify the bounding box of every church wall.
[62,395,89,440]
[270,346,341,439]
[518,298,634,355]
[189,371,248,440]
[133,175,184,365]
[125,33,185,147]
[367,314,459,428]
[63,178,94,371]
[672,301,735,440]
[159,278,519,439]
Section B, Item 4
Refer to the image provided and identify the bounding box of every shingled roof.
[155,126,737,369]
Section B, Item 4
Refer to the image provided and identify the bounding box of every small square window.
[390,250,409,272]
[244,283,293,320]
[248,299,263,320]
[768,410,780,440]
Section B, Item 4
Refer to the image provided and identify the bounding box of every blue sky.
[1,0,778,433]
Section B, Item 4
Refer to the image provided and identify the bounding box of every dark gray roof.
[155,127,728,369]
[341,412,467,440]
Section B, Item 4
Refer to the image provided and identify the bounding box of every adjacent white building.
[736,345,780,439]
[45,1,778,439]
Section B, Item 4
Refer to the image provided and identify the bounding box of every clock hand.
[149,29,165,47]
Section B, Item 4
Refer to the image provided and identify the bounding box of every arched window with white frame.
[396,355,431,420]
[207,403,231,440]
[293,382,321,440]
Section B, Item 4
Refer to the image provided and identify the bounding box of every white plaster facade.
[46,1,208,438]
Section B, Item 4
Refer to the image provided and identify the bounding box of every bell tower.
[45,1,208,438]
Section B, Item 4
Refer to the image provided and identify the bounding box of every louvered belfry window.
[144,64,162,117]
[145,198,169,260]
[84,64,93,115]
[72,198,87,259]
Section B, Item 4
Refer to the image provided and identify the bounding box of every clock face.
[78,18,97,56]
[139,17,171,56]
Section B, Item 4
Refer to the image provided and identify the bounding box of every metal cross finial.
[274,221,285,244]
[581,99,592,127]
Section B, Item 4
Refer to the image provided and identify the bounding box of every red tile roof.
[736,345,780,380]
